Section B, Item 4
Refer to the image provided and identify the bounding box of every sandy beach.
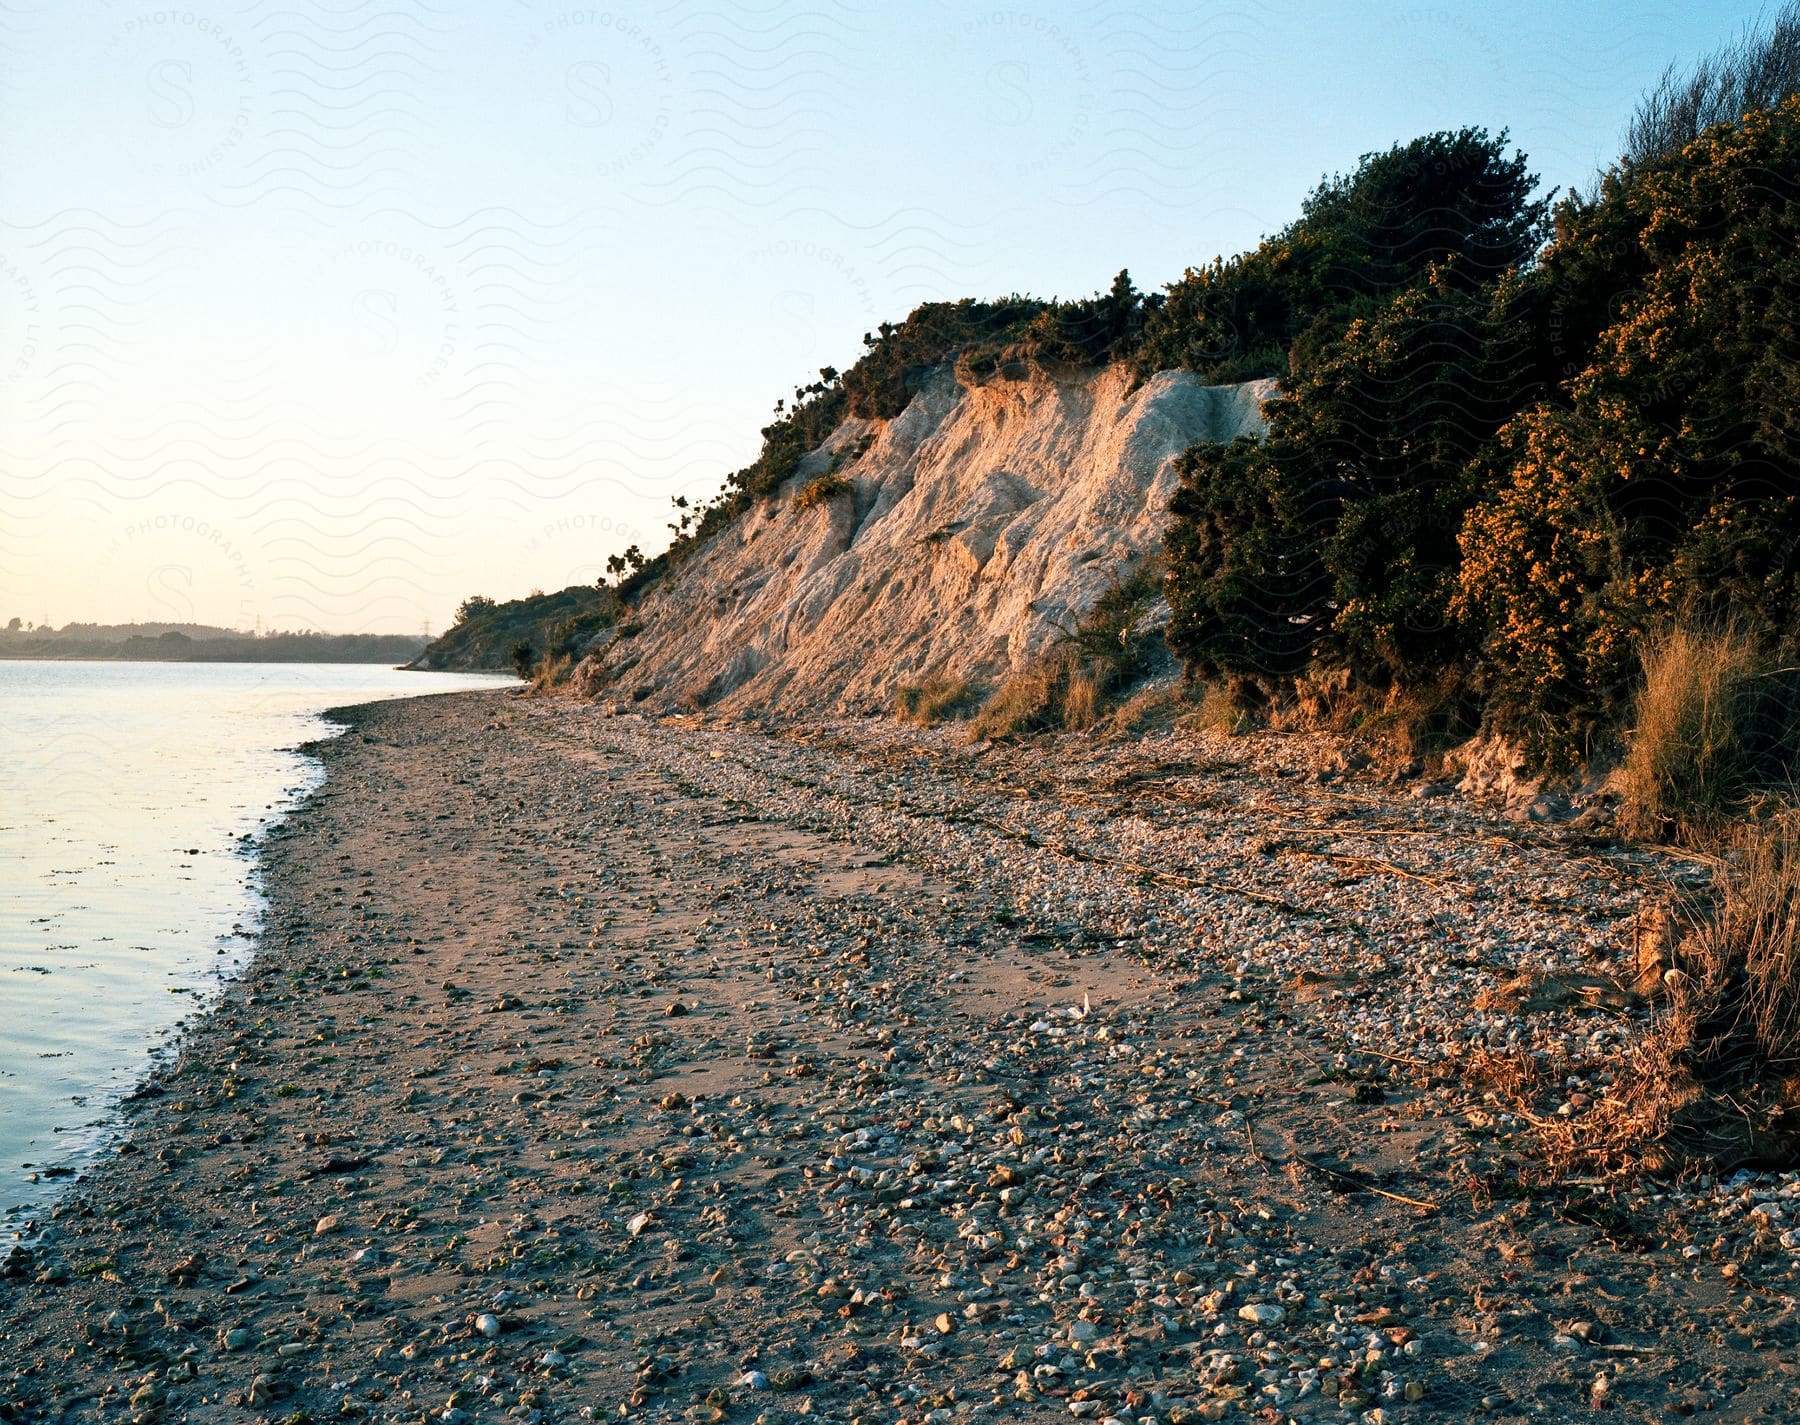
[4,690,1799,1423]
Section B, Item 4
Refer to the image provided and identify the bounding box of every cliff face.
[572,364,1273,714]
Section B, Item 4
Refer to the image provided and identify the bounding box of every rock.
[475,1313,502,1339]
[1237,1303,1284,1325]
[246,1375,284,1406]
[313,1214,341,1236]
[739,1370,769,1391]
[220,1327,251,1351]
[626,1212,653,1238]
[934,1312,956,1335]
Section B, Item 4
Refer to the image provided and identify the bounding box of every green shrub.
[1165,275,1539,689]
[1456,99,1800,754]
[419,585,616,671]
[793,472,850,511]
[1136,128,1547,383]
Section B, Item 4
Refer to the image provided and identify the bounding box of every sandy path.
[2,692,1796,1424]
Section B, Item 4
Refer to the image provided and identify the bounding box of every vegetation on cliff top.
[414,587,616,672]
[440,7,1800,820]
[1165,93,1800,779]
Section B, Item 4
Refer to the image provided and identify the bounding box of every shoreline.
[3,691,1797,1422]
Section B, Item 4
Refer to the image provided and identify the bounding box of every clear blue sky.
[0,0,1774,632]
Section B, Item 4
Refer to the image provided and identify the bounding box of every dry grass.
[1182,680,1256,737]
[969,559,1166,740]
[1107,684,1182,736]
[1619,623,1795,839]
[969,650,1072,740]
[530,653,573,692]
[894,674,977,726]
[1062,666,1107,731]
[971,649,1145,740]
[1680,814,1800,1084]
[1479,810,1800,1174]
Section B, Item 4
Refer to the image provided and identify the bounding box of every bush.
[842,298,1048,420]
[1019,270,1154,367]
[420,585,617,672]
[894,675,977,726]
[1621,625,1800,839]
[1165,274,1540,690]
[1457,99,1800,754]
[793,472,850,511]
[1136,128,1547,382]
[531,652,574,691]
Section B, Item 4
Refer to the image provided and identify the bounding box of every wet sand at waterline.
[4,691,1797,1423]
[0,663,510,1237]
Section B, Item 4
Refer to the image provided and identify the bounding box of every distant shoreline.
[0,653,426,665]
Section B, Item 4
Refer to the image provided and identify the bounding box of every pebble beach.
[5,690,1799,1424]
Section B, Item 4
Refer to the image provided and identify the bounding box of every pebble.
[7,699,1791,1425]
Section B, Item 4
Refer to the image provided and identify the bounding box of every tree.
[1619,3,1800,171]
[1164,248,1547,688]
[456,595,496,625]
[1457,97,1800,750]
[510,640,535,679]
[1137,128,1549,381]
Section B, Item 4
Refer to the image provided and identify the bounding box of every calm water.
[0,661,511,1236]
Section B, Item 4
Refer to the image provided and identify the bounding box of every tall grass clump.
[1621,624,1800,840]
[894,674,977,726]
[969,563,1162,739]
[531,652,574,692]
[1623,814,1800,1168]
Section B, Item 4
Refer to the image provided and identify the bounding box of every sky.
[0,0,1776,634]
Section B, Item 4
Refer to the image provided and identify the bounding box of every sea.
[0,660,511,1239]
